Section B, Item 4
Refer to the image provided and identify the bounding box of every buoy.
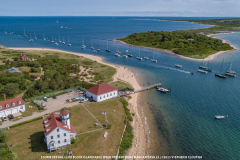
[226,115,228,118]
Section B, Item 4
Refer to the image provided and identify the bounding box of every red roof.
[60,109,69,115]
[0,97,25,111]
[42,113,76,136]
[86,83,117,95]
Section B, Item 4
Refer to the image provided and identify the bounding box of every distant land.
[118,18,239,59]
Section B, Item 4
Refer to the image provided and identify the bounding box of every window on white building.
[64,133,66,136]
[6,104,9,108]
[18,101,21,104]
[0,106,2,109]
[100,97,101,99]
[107,94,108,97]
[110,93,112,96]
[12,103,15,106]
[51,136,53,139]
[20,106,23,109]
[64,139,67,142]
[104,95,105,98]
[58,140,60,144]
[57,128,59,132]
[114,92,115,95]
[57,134,60,138]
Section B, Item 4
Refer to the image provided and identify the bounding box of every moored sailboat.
[215,59,227,78]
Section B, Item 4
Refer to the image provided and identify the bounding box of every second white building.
[86,83,118,102]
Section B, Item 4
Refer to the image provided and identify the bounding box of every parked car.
[44,97,49,102]
[53,96,57,99]
[8,114,14,119]
[1,117,7,121]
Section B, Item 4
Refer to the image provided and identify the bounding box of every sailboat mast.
[220,59,224,74]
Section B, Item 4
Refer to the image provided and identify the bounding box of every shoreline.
[114,33,237,61]
[6,47,149,157]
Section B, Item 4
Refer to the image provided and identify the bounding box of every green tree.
[3,83,19,96]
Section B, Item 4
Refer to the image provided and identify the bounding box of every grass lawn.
[5,98,126,160]
[21,102,45,117]
[108,81,133,89]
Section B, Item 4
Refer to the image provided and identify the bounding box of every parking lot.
[40,91,84,109]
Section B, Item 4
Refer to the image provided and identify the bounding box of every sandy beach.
[8,47,149,158]
[115,37,237,61]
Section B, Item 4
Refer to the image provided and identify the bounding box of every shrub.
[132,113,135,116]
[71,138,76,144]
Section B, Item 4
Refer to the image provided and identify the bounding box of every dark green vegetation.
[118,97,134,159]
[0,129,18,160]
[9,116,43,128]
[119,31,233,59]
[0,47,116,100]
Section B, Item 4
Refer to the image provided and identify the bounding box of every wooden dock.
[117,83,162,97]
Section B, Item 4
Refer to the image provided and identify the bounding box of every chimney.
[4,94,6,101]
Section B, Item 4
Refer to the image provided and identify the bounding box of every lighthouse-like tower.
[60,109,71,129]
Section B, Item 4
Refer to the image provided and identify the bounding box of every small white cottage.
[86,83,118,102]
[0,96,25,117]
[42,110,76,152]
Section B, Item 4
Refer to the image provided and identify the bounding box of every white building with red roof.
[42,109,76,152]
[0,96,25,117]
[86,83,118,102]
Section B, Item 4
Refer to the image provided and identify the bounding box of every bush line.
[9,116,43,128]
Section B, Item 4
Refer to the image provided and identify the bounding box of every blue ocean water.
[1,17,240,160]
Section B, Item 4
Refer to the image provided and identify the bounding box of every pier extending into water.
[117,83,162,97]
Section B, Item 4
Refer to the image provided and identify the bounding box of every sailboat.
[197,69,208,73]
[77,22,80,27]
[56,20,58,23]
[144,52,149,59]
[4,29,7,34]
[137,49,142,60]
[199,55,212,72]
[60,26,63,28]
[29,34,34,41]
[215,59,227,78]
[43,34,46,40]
[91,41,94,49]
[97,41,100,51]
[52,36,54,43]
[24,30,28,38]
[106,41,110,52]
[225,62,236,77]
[55,37,58,45]
[34,32,37,39]
[62,38,65,44]
[68,36,71,46]
[151,53,157,62]
[123,46,128,57]
[81,39,86,49]
[59,36,62,43]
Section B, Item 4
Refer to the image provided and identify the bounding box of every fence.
[31,86,86,107]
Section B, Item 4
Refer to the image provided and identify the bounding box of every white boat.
[97,41,100,51]
[225,62,236,77]
[175,64,182,68]
[144,57,149,60]
[55,38,58,45]
[157,87,170,93]
[123,54,128,58]
[198,69,208,73]
[59,35,62,43]
[43,34,46,40]
[56,20,58,23]
[115,53,120,57]
[60,26,63,28]
[93,50,97,53]
[81,39,86,49]
[215,116,225,119]
[151,53,157,62]
[91,41,94,49]
[52,36,54,43]
[137,49,142,60]
[34,32,37,39]
[68,36,71,46]
[62,38,65,44]
[29,34,34,41]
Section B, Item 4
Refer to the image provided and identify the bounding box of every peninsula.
[118,18,240,59]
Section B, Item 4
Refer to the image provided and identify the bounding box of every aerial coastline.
[6,47,150,158]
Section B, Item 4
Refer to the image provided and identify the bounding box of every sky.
[0,0,239,17]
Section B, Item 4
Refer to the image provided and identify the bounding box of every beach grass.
[108,81,134,89]
[4,98,125,160]
[21,102,45,117]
